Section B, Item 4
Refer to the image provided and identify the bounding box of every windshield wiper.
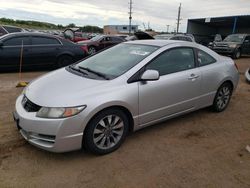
[68,65,88,75]
[78,66,110,80]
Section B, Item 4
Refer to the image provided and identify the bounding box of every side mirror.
[141,70,160,81]
[244,40,249,43]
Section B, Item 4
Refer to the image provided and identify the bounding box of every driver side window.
[146,48,195,76]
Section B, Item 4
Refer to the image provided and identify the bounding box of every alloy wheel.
[93,115,124,150]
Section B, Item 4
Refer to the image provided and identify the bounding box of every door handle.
[188,74,199,80]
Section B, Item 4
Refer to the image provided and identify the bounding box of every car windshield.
[75,43,159,79]
[223,34,245,42]
[90,35,103,41]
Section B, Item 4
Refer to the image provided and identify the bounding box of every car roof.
[0,32,62,40]
[125,39,187,47]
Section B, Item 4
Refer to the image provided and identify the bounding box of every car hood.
[215,41,242,46]
[25,68,110,107]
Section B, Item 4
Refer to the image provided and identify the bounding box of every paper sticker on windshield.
[130,50,150,56]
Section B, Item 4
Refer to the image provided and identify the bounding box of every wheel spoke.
[112,122,124,130]
[107,115,112,125]
[100,136,106,147]
[98,119,106,128]
[94,133,105,143]
[113,116,120,126]
[112,130,123,136]
[94,128,103,135]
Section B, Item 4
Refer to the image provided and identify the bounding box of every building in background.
[103,25,139,35]
[187,15,250,45]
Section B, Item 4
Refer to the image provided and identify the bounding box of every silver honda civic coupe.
[14,40,239,154]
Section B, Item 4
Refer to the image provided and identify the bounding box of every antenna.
[128,0,133,34]
[176,3,182,33]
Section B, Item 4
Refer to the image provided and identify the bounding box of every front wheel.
[83,108,129,155]
[212,83,233,112]
[57,55,73,68]
[232,49,241,59]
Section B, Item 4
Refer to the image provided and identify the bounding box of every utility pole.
[176,3,182,33]
[128,0,133,35]
[166,25,170,33]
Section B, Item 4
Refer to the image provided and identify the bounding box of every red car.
[77,35,125,55]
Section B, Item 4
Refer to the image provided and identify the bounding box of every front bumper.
[14,95,86,153]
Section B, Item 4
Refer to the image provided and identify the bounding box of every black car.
[0,33,87,72]
[0,25,24,37]
[211,34,250,59]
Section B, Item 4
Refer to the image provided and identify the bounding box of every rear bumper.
[14,95,86,153]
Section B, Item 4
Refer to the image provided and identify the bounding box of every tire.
[83,108,129,155]
[232,49,241,59]
[212,82,233,112]
[57,55,73,68]
[88,46,96,55]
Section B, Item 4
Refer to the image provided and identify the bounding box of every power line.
[128,0,132,34]
[176,3,182,33]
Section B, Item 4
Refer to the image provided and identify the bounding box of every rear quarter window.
[197,50,216,66]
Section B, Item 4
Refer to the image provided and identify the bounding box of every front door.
[0,36,31,71]
[138,47,201,126]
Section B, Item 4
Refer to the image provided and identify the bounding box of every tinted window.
[32,37,60,45]
[244,36,250,42]
[4,37,30,46]
[0,27,7,36]
[197,50,216,66]
[184,37,192,42]
[3,26,22,33]
[147,48,195,76]
[170,36,179,40]
[111,37,123,42]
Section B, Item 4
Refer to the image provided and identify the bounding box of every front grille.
[22,96,41,112]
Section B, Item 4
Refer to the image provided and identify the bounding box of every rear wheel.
[84,108,129,155]
[57,55,73,68]
[88,46,96,55]
[212,82,233,112]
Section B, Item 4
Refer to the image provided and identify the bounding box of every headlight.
[229,44,237,48]
[36,106,86,118]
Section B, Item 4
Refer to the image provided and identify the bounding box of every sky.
[0,0,250,32]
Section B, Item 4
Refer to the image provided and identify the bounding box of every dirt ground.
[0,58,250,188]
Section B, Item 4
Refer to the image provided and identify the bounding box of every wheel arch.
[83,105,135,136]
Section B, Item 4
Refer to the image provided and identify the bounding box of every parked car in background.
[0,25,24,36]
[77,35,126,55]
[126,31,154,41]
[0,32,86,72]
[14,40,239,154]
[154,34,195,42]
[211,34,250,59]
[63,28,88,43]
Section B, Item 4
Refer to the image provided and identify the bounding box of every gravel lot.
[0,58,250,188]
